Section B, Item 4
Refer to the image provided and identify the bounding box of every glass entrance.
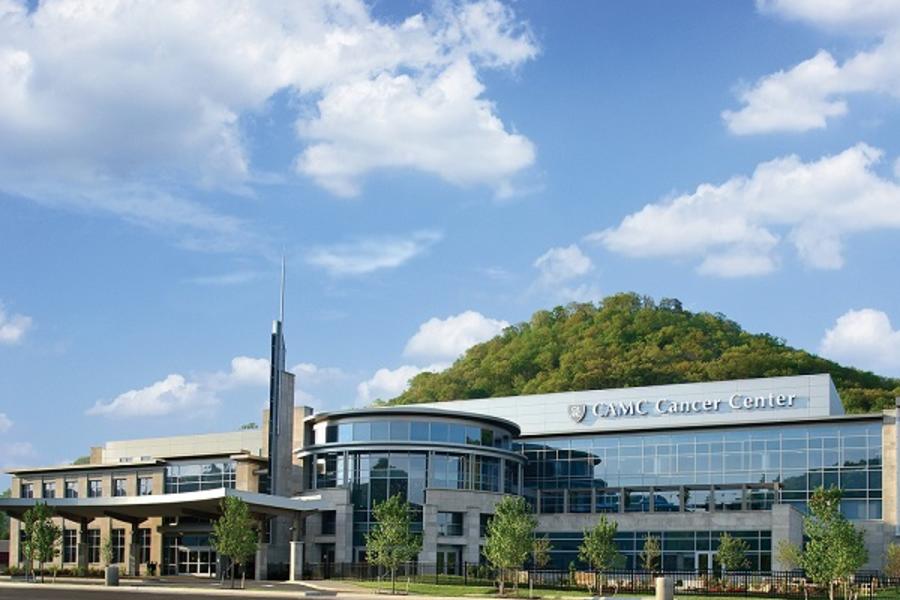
[695,551,719,575]
[436,546,461,576]
[176,547,217,575]
[163,533,217,576]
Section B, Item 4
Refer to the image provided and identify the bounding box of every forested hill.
[388,293,900,414]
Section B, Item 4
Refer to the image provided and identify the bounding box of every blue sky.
[2,0,900,482]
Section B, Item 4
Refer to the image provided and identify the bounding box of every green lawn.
[351,581,804,600]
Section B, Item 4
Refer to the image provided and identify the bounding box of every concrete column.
[128,526,141,576]
[333,503,354,563]
[254,519,269,581]
[591,488,596,514]
[289,541,304,581]
[770,504,804,570]
[77,520,89,573]
[463,505,481,564]
[419,503,438,564]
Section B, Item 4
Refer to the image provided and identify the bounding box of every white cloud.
[554,283,604,304]
[86,374,215,418]
[0,0,537,237]
[306,230,442,275]
[533,244,593,285]
[356,363,447,404]
[0,441,36,470]
[296,59,535,197]
[723,1,900,134]
[87,355,267,418]
[0,413,11,433]
[590,144,900,277]
[820,308,900,374]
[0,302,32,344]
[188,271,260,286]
[404,311,508,361]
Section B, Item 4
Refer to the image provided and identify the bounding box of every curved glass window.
[520,420,881,520]
[314,418,514,449]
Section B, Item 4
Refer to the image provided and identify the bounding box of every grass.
[350,581,806,600]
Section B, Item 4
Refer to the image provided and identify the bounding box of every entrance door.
[176,546,217,576]
[436,546,461,576]
[695,551,719,575]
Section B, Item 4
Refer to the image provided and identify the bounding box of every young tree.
[885,543,900,578]
[577,515,622,596]
[640,535,661,573]
[212,496,259,589]
[365,494,422,594]
[484,496,537,596]
[775,539,803,572]
[20,505,39,581]
[717,533,750,574]
[802,487,868,600]
[21,502,61,583]
[532,536,552,569]
[0,489,9,541]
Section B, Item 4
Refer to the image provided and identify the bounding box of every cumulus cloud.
[86,355,345,417]
[820,308,900,374]
[306,230,442,276]
[533,244,593,285]
[590,144,900,277]
[356,364,447,404]
[0,302,32,344]
[0,412,11,433]
[404,310,508,361]
[0,0,538,239]
[359,308,507,403]
[723,0,900,134]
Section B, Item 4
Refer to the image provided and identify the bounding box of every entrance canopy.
[0,488,326,523]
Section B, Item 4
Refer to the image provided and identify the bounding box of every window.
[87,530,101,563]
[164,461,236,493]
[437,512,464,536]
[540,490,565,514]
[113,478,127,497]
[88,479,102,497]
[569,490,592,513]
[63,530,77,563]
[42,481,56,498]
[479,514,492,538]
[138,477,153,496]
[139,528,151,563]
[65,481,79,498]
[20,482,33,498]
[111,528,125,564]
[321,510,336,535]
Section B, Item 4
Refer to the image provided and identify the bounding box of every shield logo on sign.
[568,404,587,423]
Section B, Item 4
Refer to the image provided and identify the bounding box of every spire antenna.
[279,254,286,323]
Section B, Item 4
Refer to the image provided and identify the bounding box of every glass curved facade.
[520,420,882,519]
[313,418,513,449]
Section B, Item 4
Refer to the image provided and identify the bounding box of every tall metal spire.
[279,254,286,324]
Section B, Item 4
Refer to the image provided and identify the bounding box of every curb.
[0,580,324,597]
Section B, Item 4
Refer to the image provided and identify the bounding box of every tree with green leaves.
[484,496,537,596]
[0,489,9,541]
[802,487,868,600]
[775,539,803,572]
[389,293,900,414]
[212,496,259,589]
[365,494,422,594]
[640,535,661,573]
[577,515,622,596]
[717,533,750,574]
[22,502,61,583]
[885,543,900,578]
[532,536,552,569]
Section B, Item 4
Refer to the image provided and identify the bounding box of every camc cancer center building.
[2,368,899,577]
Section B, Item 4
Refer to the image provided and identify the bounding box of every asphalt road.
[0,589,303,600]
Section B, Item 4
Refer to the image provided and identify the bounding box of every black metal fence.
[303,562,900,598]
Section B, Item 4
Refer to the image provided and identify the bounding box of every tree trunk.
[40,560,44,583]
[241,564,246,589]
[499,569,505,597]
[231,560,236,589]
[391,568,396,595]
